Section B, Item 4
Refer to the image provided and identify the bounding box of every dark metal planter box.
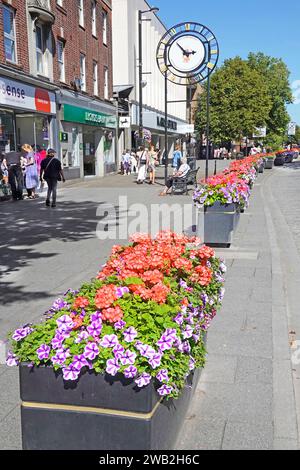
[198,202,239,248]
[257,163,264,173]
[274,156,285,166]
[265,159,274,169]
[20,364,201,450]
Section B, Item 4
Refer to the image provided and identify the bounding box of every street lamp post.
[138,6,159,144]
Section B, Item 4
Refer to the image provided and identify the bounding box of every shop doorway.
[0,109,16,153]
[83,129,96,176]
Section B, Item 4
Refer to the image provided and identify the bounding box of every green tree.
[247,52,293,146]
[195,57,272,145]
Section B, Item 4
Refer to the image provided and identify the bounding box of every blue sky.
[154,0,300,124]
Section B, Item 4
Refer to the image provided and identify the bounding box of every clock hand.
[177,43,189,56]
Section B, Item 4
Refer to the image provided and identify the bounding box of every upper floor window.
[57,39,65,82]
[2,5,17,63]
[92,1,97,37]
[104,66,109,100]
[102,10,107,45]
[80,53,86,91]
[56,0,64,7]
[78,0,84,27]
[93,61,98,96]
[36,24,46,75]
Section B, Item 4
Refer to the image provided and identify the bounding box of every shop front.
[131,104,188,157]
[0,75,56,154]
[58,92,117,180]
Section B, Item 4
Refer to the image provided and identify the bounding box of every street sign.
[288,122,296,136]
[253,127,267,138]
[119,116,131,128]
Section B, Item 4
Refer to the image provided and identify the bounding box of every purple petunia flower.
[123,327,138,343]
[75,330,90,344]
[157,334,174,352]
[136,344,156,359]
[182,341,191,354]
[174,313,184,326]
[135,373,152,388]
[91,311,102,322]
[120,350,137,366]
[106,358,120,376]
[100,335,119,349]
[156,369,170,383]
[12,327,33,342]
[72,354,90,371]
[157,384,173,396]
[149,353,162,369]
[37,344,51,361]
[113,344,125,360]
[114,320,126,331]
[51,333,64,350]
[192,334,200,343]
[182,325,194,340]
[52,298,69,311]
[6,352,19,367]
[189,357,196,371]
[83,342,99,361]
[124,366,138,379]
[56,315,74,332]
[63,365,80,381]
[51,350,69,366]
[220,262,227,273]
[87,320,103,338]
[116,287,130,299]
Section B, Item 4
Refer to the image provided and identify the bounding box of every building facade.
[0,0,116,179]
[112,0,189,160]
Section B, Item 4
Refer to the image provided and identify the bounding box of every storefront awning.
[113,85,134,100]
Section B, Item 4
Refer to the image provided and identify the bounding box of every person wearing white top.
[159,158,191,196]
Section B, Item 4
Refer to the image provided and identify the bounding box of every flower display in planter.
[193,154,266,210]
[7,232,226,400]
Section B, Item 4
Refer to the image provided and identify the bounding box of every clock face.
[168,35,206,73]
[156,22,219,86]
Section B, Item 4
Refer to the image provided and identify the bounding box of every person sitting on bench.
[159,157,190,196]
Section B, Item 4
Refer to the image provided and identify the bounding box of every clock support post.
[164,71,169,184]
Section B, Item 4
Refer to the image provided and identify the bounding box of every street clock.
[156,22,219,85]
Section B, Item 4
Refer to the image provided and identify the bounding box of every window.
[92,1,97,36]
[57,39,65,82]
[104,66,109,100]
[78,0,84,27]
[102,10,107,45]
[56,0,63,6]
[36,24,45,74]
[2,5,17,63]
[93,61,98,96]
[80,53,86,91]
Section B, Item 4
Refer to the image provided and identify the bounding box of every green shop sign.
[63,104,116,128]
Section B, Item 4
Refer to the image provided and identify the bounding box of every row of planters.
[193,153,278,248]
[6,232,226,450]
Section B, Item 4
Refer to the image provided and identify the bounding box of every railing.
[27,0,51,11]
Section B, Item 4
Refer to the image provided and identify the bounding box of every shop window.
[2,5,17,63]
[0,110,16,153]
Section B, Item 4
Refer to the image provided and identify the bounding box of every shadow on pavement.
[0,199,122,305]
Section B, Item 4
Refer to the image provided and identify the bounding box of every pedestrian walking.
[22,144,39,199]
[5,150,23,201]
[130,150,138,174]
[0,156,8,184]
[136,147,149,184]
[122,150,132,175]
[172,145,182,169]
[40,149,65,208]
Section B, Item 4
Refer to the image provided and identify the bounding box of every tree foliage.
[195,53,293,148]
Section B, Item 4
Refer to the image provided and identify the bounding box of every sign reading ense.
[157,116,177,131]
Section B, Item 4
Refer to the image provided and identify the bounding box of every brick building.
[0,0,116,179]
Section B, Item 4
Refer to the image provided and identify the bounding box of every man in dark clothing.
[40,149,65,208]
[5,152,23,201]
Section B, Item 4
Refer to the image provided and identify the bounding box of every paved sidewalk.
[177,167,300,450]
[1,161,299,450]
